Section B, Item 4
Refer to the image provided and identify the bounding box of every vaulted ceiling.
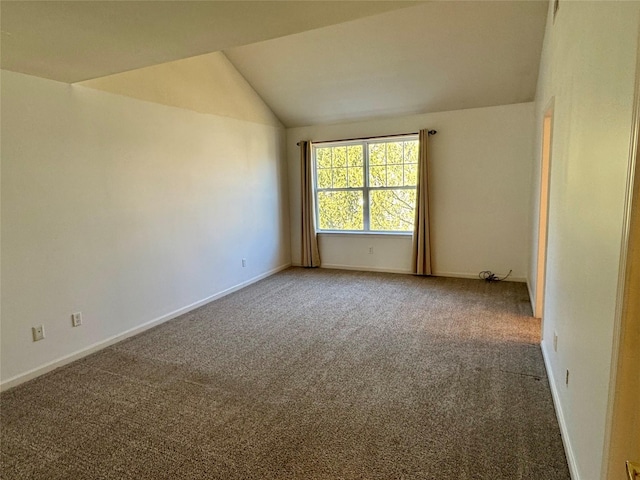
[0,1,418,83]
[1,1,548,128]
[225,2,548,126]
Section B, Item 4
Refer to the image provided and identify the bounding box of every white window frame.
[313,134,418,234]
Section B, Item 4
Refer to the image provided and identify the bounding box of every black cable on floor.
[479,269,512,282]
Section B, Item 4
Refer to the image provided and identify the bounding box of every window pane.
[369,143,386,165]
[404,141,418,163]
[318,191,364,230]
[317,169,332,189]
[332,168,347,188]
[317,148,332,169]
[369,189,416,231]
[387,142,403,164]
[369,165,386,187]
[347,145,363,167]
[333,146,347,168]
[386,164,403,187]
[348,167,363,188]
[404,163,418,186]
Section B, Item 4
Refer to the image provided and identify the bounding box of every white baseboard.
[0,263,291,392]
[313,264,526,282]
[541,341,580,480]
[433,270,527,282]
[320,263,412,275]
[526,280,537,316]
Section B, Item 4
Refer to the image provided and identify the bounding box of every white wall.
[528,2,640,479]
[79,52,282,127]
[0,70,291,386]
[287,103,534,280]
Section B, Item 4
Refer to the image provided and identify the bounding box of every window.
[314,135,418,233]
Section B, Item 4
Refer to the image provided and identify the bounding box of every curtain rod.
[296,130,436,147]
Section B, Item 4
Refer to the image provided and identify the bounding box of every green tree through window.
[314,136,418,232]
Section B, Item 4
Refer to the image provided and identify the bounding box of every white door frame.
[602,20,640,479]
[534,98,555,321]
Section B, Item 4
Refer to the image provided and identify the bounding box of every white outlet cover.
[72,312,82,327]
[32,325,45,342]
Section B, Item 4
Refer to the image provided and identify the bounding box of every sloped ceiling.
[225,1,548,127]
[0,1,417,83]
[1,1,548,128]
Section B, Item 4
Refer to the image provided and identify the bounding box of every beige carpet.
[1,268,570,479]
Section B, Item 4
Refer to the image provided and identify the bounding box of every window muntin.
[314,135,418,233]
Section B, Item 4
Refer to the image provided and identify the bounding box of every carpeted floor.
[1,268,570,479]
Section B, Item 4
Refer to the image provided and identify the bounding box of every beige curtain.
[412,129,432,275]
[300,141,321,267]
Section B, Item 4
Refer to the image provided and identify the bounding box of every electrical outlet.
[71,312,82,327]
[553,331,558,352]
[32,325,45,342]
[242,258,247,268]
[565,369,570,386]
[368,246,373,254]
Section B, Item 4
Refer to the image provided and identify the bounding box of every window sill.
[317,231,413,237]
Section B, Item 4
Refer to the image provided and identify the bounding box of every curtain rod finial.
[428,130,437,135]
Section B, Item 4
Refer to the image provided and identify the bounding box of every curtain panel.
[412,129,432,275]
[300,141,321,267]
